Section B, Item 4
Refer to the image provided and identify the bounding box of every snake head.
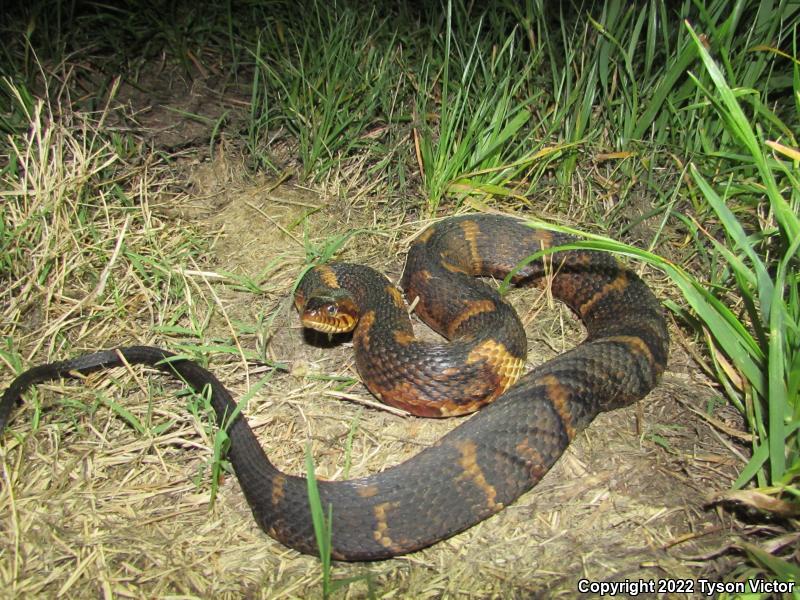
[298,291,360,334]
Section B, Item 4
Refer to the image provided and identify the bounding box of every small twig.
[660,525,728,550]
[674,396,752,442]
[265,194,320,210]
[244,200,304,247]
[324,390,410,417]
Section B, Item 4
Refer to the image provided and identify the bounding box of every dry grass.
[0,82,756,599]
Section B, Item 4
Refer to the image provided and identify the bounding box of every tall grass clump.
[680,24,798,498]
[678,19,799,582]
[553,0,798,152]
[250,1,399,180]
[495,0,798,217]
[512,18,798,577]
[0,78,205,358]
[415,1,565,213]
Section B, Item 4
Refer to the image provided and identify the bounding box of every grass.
[250,1,400,181]
[0,0,798,596]
[0,85,207,356]
[502,19,799,580]
[681,22,798,504]
[414,1,552,211]
[304,444,335,596]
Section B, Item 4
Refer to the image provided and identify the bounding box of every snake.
[0,214,669,561]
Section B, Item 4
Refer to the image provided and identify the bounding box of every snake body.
[0,214,668,561]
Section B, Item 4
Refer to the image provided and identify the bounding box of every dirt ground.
[0,67,757,599]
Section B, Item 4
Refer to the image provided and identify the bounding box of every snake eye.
[326,305,338,316]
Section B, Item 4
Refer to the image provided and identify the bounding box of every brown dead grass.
[0,83,756,599]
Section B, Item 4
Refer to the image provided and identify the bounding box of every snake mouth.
[300,295,359,334]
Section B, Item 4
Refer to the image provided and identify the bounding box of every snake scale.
[0,214,669,561]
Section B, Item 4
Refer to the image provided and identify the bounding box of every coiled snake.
[0,214,669,561]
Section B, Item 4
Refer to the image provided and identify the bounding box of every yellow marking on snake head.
[454,439,503,511]
[538,374,576,440]
[466,339,525,393]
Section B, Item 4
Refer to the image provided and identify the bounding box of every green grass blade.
[305,443,333,596]
[633,33,697,140]
[101,396,145,435]
[766,235,800,481]
[685,20,799,240]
